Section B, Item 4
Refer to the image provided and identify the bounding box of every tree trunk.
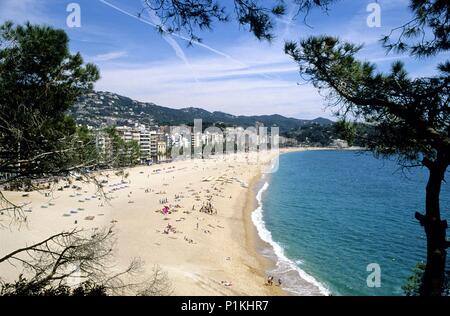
[416,158,448,296]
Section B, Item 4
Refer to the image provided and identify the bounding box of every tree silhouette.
[284,0,449,294]
[0,22,172,296]
[141,0,336,42]
[0,22,100,182]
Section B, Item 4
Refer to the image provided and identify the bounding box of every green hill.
[70,91,333,132]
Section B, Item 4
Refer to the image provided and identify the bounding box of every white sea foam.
[251,180,331,296]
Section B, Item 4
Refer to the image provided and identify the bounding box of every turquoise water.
[259,150,450,296]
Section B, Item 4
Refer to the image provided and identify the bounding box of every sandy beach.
[1,149,310,296]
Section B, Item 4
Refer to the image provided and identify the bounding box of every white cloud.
[97,0,265,76]
[91,50,128,62]
[142,5,199,81]
[0,0,50,24]
[94,44,329,119]
[89,4,336,120]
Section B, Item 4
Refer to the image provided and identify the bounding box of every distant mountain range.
[70,91,333,132]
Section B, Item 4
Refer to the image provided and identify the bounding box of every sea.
[252,150,450,296]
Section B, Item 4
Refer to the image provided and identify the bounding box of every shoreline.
[0,150,288,295]
[242,157,286,296]
[0,147,356,295]
[245,147,343,296]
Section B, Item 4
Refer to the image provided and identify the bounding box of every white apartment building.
[157,141,167,162]
[150,131,158,161]
[139,129,152,161]
[99,126,166,164]
[95,131,113,161]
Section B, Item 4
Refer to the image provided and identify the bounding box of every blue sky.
[0,0,447,119]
